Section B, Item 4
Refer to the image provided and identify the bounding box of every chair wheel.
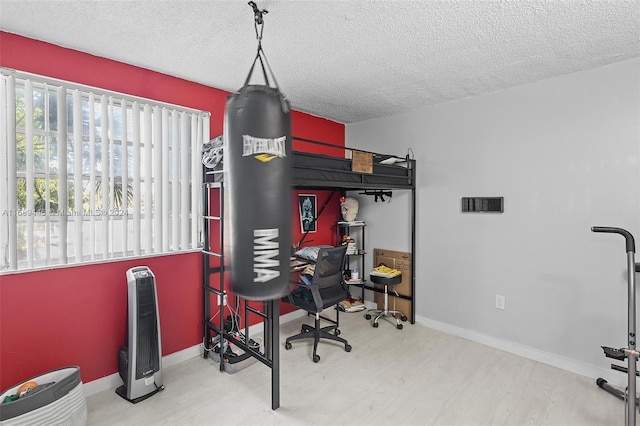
[345,344,352,352]
[334,329,341,336]
[401,315,407,322]
[373,322,379,328]
[285,342,292,350]
[397,323,403,330]
[365,314,371,320]
[313,354,320,363]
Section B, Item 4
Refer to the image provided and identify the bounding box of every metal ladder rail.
[202,170,280,409]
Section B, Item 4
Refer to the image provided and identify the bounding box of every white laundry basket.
[0,366,87,426]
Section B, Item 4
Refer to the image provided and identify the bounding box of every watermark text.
[1,209,128,217]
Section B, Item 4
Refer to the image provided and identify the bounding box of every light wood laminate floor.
[87,310,624,425]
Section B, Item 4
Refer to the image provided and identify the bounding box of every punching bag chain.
[249,1,268,44]
[244,1,283,93]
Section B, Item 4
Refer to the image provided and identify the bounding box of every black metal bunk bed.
[201,136,416,410]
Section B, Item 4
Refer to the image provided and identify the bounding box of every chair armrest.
[285,279,324,313]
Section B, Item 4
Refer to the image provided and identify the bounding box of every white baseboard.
[82,344,201,397]
[83,309,308,397]
[415,314,627,389]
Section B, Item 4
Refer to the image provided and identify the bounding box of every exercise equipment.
[223,0,291,300]
[592,226,639,425]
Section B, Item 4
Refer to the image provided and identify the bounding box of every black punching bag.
[224,84,291,300]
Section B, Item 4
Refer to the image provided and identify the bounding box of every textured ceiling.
[1,0,639,123]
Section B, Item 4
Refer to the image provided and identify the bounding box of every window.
[0,69,209,272]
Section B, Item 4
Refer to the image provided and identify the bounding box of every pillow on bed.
[294,245,332,262]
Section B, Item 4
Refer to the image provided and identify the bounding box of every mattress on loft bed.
[292,151,413,187]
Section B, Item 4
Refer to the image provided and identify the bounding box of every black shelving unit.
[201,170,280,410]
[336,221,366,300]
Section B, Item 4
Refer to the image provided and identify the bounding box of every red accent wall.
[0,32,344,390]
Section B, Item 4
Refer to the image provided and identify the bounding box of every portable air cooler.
[116,266,164,403]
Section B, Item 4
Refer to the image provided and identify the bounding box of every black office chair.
[284,245,352,363]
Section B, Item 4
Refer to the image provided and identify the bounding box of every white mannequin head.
[340,197,359,221]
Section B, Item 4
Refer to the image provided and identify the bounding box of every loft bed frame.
[292,136,416,191]
[204,135,416,191]
[201,136,416,410]
[291,136,416,323]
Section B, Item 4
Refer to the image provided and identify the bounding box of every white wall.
[346,58,640,383]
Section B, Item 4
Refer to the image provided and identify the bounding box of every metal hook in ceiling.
[248,1,268,43]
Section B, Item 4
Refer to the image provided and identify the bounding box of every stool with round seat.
[365,273,407,329]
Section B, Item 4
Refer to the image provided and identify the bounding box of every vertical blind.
[0,69,209,272]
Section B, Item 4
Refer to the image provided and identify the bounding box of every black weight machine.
[592,226,640,425]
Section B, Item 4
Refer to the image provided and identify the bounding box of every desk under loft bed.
[201,136,416,410]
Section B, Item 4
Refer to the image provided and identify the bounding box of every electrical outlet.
[217,293,227,306]
[495,294,505,310]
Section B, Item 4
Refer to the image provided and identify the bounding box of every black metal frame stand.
[592,226,638,425]
[202,174,280,410]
